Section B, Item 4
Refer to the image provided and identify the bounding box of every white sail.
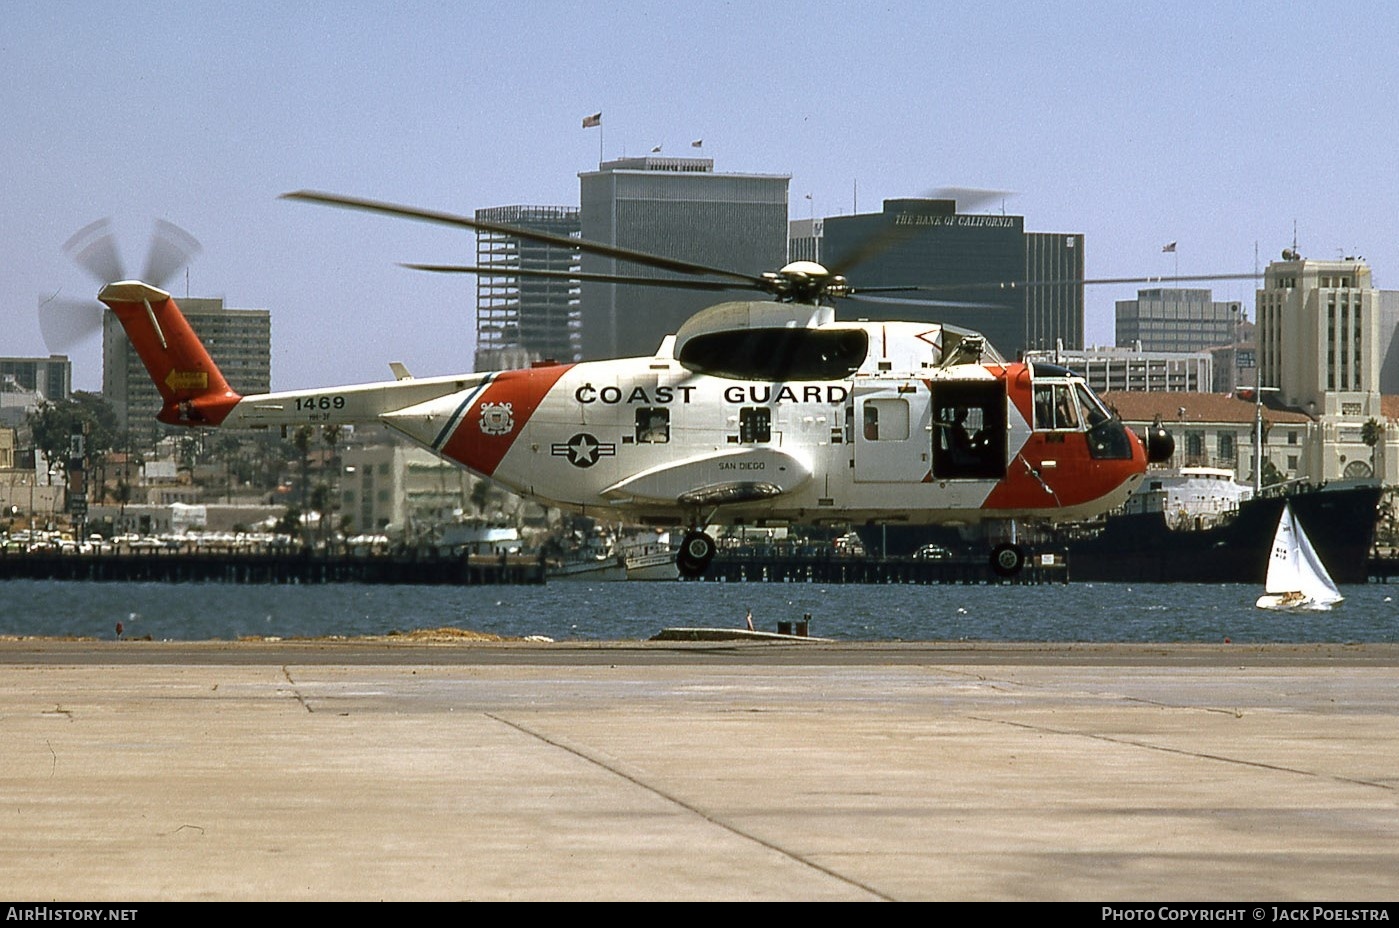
[1258,503,1343,609]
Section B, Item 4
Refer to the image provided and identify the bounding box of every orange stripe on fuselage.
[438,364,574,477]
[982,431,1147,511]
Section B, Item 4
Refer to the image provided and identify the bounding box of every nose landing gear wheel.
[990,543,1026,578]
[676,529,717,579]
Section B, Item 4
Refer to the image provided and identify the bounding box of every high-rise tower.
[474,205,581,370]
[578,157,789,360]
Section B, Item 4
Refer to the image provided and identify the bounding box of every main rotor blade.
[928,187,1016,213]
[285,190,769,288]
[824,186,1015,277]
[842,292,1001,310]
[402,263,751,292]
[142,219,202,289]
[907,272,1263,294]
[63,218,126,285]
[824,219,924,279]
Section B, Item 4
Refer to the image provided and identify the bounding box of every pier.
[0,548,545,585]
[697,549,1069,584]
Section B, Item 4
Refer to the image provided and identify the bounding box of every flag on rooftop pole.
[1162,241,1177,253]
[582,112,602,128]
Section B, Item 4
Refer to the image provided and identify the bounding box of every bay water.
[0,578,1395,643]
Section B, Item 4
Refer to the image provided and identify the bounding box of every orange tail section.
[98,281,242,427]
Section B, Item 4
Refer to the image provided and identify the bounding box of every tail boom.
[98,281,242,426]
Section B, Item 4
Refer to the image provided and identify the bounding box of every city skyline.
[5,2,1399,392]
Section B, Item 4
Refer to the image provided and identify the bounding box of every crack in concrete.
[486,711,893,901]
[971,715,1395,792]
[281,666,313,713]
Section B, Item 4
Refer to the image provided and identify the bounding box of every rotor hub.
[769,261,848,303]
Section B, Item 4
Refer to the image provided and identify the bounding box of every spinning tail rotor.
[40,218,202,354]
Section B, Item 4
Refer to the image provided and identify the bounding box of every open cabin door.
[930,379,1007,481]
[853,383,932,482]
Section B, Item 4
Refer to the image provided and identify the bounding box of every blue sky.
[5,1,1398,391]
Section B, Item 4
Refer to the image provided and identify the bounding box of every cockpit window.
[678,328,868,381]
[1074,383,1111,428]
[1034,375,1133,458]
[1035,382,1082,431]
[1053,384,1079,429]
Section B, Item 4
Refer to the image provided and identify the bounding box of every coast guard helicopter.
[90,191,1183,578]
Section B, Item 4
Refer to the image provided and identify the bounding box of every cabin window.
[635,407,670,443]
[678,328,868,381]
[739,407,771,443]
[863,399,909,441]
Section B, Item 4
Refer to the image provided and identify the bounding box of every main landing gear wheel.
[676,529,717,579]
[990,543,1026,578]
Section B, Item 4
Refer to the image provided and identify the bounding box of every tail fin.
[98,281,242,427]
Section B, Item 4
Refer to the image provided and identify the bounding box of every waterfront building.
[0,378,48,432]
[339,444,474,538]
[578,156,789,360]
[474,205,581,370]
[1103,391,1313,484]
[0,355,71,404]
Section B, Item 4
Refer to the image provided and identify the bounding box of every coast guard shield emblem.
[478,402,514,436]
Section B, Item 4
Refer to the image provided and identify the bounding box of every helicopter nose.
[1143,423,1175,463]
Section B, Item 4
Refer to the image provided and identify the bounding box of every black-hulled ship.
[1058,469,1381,584]
[856,468,1383,585]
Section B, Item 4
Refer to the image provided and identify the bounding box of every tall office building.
[474,205,581,371]
[788,217,823,263]
[1025,231,1085,352]
[1379,290,1399,396]
[1257,255,1381,480]
[1257,257,1378,416]
[578,156,789,360]
[1115,288,1243,353]
[103,297,270,436]
[819,198,1083,359]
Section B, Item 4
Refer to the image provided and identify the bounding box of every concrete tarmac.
[2,638,1398,901]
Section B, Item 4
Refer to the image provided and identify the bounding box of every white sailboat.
[1255,503,1344,610]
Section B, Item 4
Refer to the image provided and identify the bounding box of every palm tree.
[292,425,314,511]
[309,482,334,549]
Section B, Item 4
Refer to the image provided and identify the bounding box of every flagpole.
[582,112,603,164]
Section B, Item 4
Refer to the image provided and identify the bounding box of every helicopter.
[93,190,1192,579]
